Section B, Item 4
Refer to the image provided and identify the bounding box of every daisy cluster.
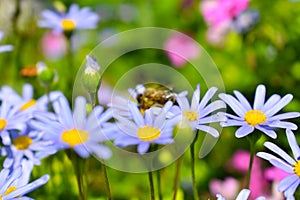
[1,76,300,199]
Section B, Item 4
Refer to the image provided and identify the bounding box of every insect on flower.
[135,84,177,114]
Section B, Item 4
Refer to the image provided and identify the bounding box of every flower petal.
[235,125,254,138]
[278,174,299,192]
[286,129,300,160]
[218,93,247,117]
[264,94,293,117]
[264,141,296,165]
[253,84,266,110]
[233,90,252,111]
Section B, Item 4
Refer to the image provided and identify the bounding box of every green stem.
[102,162,112,200]
[245,136,256,189]
[148,171,155,200]
[172,156,182,200]
[157,170,162,200]
[190,132,199,200]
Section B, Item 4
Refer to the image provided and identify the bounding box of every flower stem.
[148,171,155,200]
[157,170,163,200]
[245,136,256,189]
[102,161,112,200]
[172,156,182,200]
[190,131,199,200]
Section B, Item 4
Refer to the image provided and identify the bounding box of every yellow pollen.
[183,110,198,121]
[137,125,161,142]
[13,136,33,150]
[244,109,266,126]
[4,186,17,195]
[0,119,6,130]
[61,19,76,31]
[61,129,89,147]
[294,160,300,177]
[20,100,36,111]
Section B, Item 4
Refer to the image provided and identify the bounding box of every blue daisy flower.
[113,101,181,154]
[176,84,226,137]
[31,96,113,159]
[0,84,63,113]
[0,100,30,145]
[231,9,260,34]
[38,4,100,33]
[257,129,300,199]
[219,84,300,139]
[216,189,265,200]
[1,129,57,169]
[0,163,49,199]
[0,31,13,53]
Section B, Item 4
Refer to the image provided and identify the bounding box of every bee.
[136,84,176,114]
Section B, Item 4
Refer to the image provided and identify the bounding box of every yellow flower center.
[4,186,17,195]
[61,19,76,31]
[244,109,267,126]
[13,136,33,150]
[137,125,161,142]
[0,119,7,130]
[20,100,36,111]
[294,160,300,177]
[61,129,89,147]
[183,110,198,121]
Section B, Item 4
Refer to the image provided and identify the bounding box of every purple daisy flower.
[219,84,300,139]
[176,84,226,137]
[217,189,265,200]
[31,96,113,159]
[113,101,181,154]
[257,129,300,199]
[38,4,100,33]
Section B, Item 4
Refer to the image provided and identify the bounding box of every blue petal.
[256,126,277,139]
[253,84,266,110]
[236,189,250,200]
[283,178,300,199]
[278,174,299,192]
[268,112,300,121]
[286,130,300,161]
[196,125,219,137]
[264,94,293,117]
[218,94,247,117]
[233,90,252,111]
[235,125,254,138]
[137,142,150,154]
[73,96,87,129]
[191,84,200,110]
[264,141,296,165]
[198,87,218,111]
[262,94,281,112]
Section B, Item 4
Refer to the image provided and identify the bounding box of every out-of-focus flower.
[41,31,67,60]
[231,150,269,198]
[265,166,289,182]
[231,9,260,34]
[31,96,113,159]
[210,177,239,199]
[82,55,101,94]
[176,84,225,137]
[0,100,30,145]
[0,83,62,112]
[2,130,57,169]
[200,0,249,27]
[257,129,300,199]
[38,4,100,34]
[0,31,13,53]
[164,33,201,67]
[206,21,231,46]
[114,101,180,154]
[216,189,265,200]
[232,150,261,173]
[219,84,300,139]
[0,165,49,199]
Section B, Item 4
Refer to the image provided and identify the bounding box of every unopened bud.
[37,62,57,86]
[82,55,101,93]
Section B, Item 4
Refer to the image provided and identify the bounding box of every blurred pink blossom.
[264,167,289,182]
[164,33,201,68]
[41,31,67,60]
[231,150,269,198]
[200,0,249,27]
[231,150,261,173]
[209,177,239,199]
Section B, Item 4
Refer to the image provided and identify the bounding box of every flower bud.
[82,55,101,94]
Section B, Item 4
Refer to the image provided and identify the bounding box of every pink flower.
[164,33,201,67]
[264,167,289,182]
[231,150,261,173]
[41,31,67,60]
[210,177,239,199]
[200,0,249,27]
